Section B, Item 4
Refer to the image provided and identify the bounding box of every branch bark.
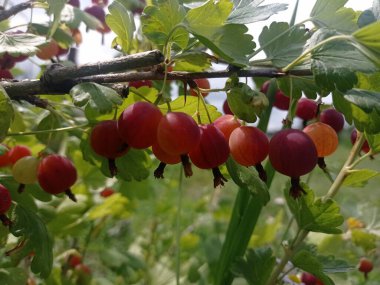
[0,1,32,22]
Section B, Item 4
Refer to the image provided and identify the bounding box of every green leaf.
[173,51,212,72]
[29,23,74,49]
[0,86,13,141]
[292,250,334,285]
[231,247,276,285]
[70,83,123,122]
[116,149,152,181]
[333,89,380,134]
[226,157,270,205]
[353,21,380,58]
[277,75,324,100]
[0,268,28,285]
[10,205,53,278]
[141,0,188,49]
[227,0,288,24]
[367,132,380,152]
[351,229,378,251]
[343,169,380,187]
[0,33,46,56]
[61,5,103,30]
[227,82,268,123]
[357,72,380,92]
[35,112,64,150]
[285,183,344,234]
[161,96,221,123]
[87,193,130,220]
[106,1,136,53]
[310,0,357,33]
[185,0,255,66]
[258,22,309,68]
[318,255,354,273]
[47,0,67,38]
[309,29,377,92]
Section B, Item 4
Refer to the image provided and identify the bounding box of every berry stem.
[154,162,167,179]
[212,167,228,188]
[7,124,89,137]
[17,183,25,193]
[254,163,267,182]
[65,189,77,202]
[180,155,193,177]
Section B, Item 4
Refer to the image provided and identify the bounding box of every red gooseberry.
[189,124,230,187]
[90,120,129,176]
[269,129,318,198]
[8,145,32,165]
[0,69,13,79]
[36,40,59,60]
[37,155,78,202]
[68,254,82,268]
[222,99,233,115]
[152,142,181,178]
[350,129,370,153]
[190,78,210,97]
[100,188,115,198]
[358,257,373,279]
[296,98,318,121]
[319,108,345,133]
[0,184,12,226]
[129,80,153,89]
[260,80,290,111]
[0,145,11,167]
[213,114,241,141]
[117,101,163,149]
[229,126,269,181]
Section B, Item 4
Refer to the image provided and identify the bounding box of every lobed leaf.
[285,183,344,234]
[227,0,288,25]
[10,205,53,278]
[258,22,309,68]
[115,149,152,181]
[47,0,66,38]
[367,132,380,153]
[231,247,275,285]
[343,169,380,187]
[310,0,357,33]
[35,112,64,151]
[106,1,136,53]
[0,33,46,56]
[141,0,188,49]
[29,23,74,49]
[70,83,123,122]
[173,51,212,72]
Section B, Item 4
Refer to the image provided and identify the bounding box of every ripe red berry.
[68,254,82,268]
[269,129,318,198]
[358,257,373,279]
[100,188,115,198]
[152,142,181,178]
[0,184,11,214]
[190,78,210,97]
[229,126,269,181]
[350,129,370,153]
[84,5,110,33]
[213,114,241,141]
[0,69,13,79]
[0,145,11,167]
[37,155,77,201]
[92,0,109,6]
[75,264,91,275]
[0,184,12,226]
[129,80,153,89]
[90,120,128,176]
[8,145,32,165]
[303,122,338,169]
[222,99,233,115]
[118,102,163,149]
[300,272,319,285]
[68,0,80,7]
[296,98,318,121]
[90,120,128,158]
[260,80,290,111]
[157,112,200,156]
[189,124,229,187]
[319,108,345,133]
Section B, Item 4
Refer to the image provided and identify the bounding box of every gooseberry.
[319,108,345,133]
[129,80,153,89]
[190,78,210,97]
[90,120,128,176]
[222,100,233,115]
[68,0,80,7]
[350,129,370,153]
[260,80,290,111]
[37,155,78,201]
[8,145,32,165]
[189,124,229,187]
[11,156,40,193]
[117,101,163,149]
[296,98,318,121]
[213,114,241,141]
[269,129,318,198]
[92,0,109,6]
[303,122,338,169]
[300,272,324,285]
[229,126,269,181]
[100,188,115,198]
[36,40,59,60]
[0,184,12,226]
[0,145,11,167]
[84,5,110,33]
[358,257,373,279]
[0,69,13,79]
[152,142,181,178]
[68,254,82,268]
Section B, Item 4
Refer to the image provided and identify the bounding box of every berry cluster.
[0,145,78,226]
